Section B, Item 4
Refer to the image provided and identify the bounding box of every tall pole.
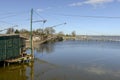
[30,8,34,59]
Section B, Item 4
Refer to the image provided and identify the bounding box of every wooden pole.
[30,8,34,59]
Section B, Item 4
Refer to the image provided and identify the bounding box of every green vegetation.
[6,27,76,41]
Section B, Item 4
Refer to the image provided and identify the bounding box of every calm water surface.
[1,40,120,80]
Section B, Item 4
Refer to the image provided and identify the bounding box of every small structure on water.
[0,34,31,65]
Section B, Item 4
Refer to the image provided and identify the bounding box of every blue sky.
[0,0,120,35]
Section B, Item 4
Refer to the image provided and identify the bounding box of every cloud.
[85,0,114,5]
[36,8,44,12]
[69,0,116,7]
[36,7,52,12]
[69,2,83,6]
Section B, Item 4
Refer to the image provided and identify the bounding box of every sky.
[0,0,120,35]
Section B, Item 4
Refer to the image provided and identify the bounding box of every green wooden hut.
[0,34,25,61]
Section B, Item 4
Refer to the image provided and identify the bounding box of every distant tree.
[15,29,20,34]
[36,28,44,35]
[19,29,29,37]
[66,34,69,37]
[19,29,29,34]
[44,27,55,35]
[6,28,14,34]
[58,31,65,36]
[32,30,36,35]
[71,31,76,37]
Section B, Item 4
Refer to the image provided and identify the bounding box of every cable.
[43,13,120,19]
[0,14,17,19]
[0,11,29,20]
[33,10,47,29]
[0,20,15,25]
[0,12,15,16]
[65,15,120,19]
[0,10,29,16]
[33,10,45,19]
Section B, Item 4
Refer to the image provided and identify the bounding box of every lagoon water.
[1,40,120,80]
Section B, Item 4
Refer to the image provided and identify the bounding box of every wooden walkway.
[4,54,33,66]
[26,36,57,48]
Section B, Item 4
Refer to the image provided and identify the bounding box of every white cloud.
[36,7,52,12]
[85,0,113,5]
[36,8,44,12]
[69,2,83,6]
[69,0,117,7]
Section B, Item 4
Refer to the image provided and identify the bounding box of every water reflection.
[34,42,55,54]
[33,40,120,80]
[0,62,34,80]
[1,40,120,80]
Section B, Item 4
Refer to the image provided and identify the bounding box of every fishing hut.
[0,34,32,66]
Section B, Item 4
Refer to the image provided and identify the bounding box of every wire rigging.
[0,20,18,30]
[64,15,120,19]
[0,20,15,25]
[0,11,29,20]
[33,10,47,29]
[33,10,45,20]
[43,13,120,19]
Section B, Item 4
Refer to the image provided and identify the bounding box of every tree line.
[6,27,76,40]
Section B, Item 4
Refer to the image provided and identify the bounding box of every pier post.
[30,8,34,59]
[4,62,6,68]
[7,62,9,67]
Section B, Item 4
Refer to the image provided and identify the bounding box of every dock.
[4,54,33,67]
